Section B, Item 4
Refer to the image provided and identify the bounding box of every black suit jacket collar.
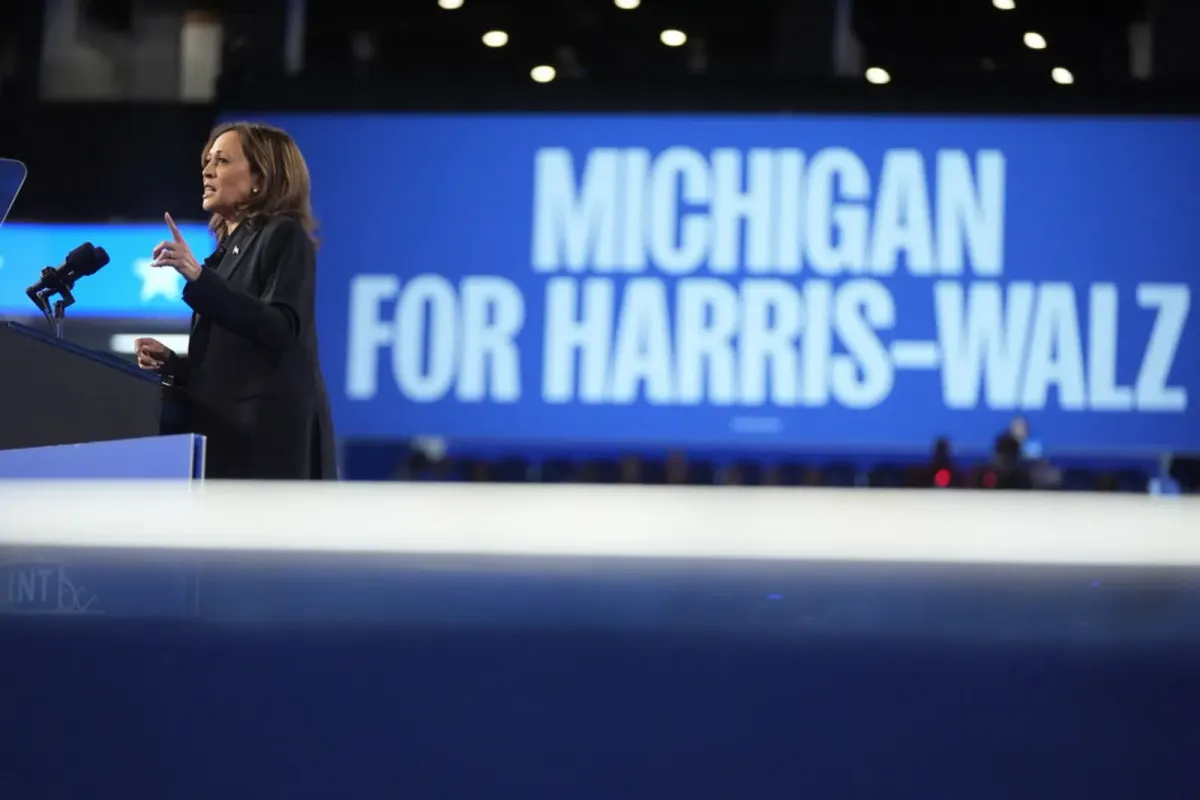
[215,221,264,282]
[190,224,257,334]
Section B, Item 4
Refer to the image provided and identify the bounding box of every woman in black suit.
[134,122,337,480]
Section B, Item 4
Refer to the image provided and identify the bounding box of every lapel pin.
[233,246,239,255]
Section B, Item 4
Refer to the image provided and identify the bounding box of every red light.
[983,471,997,488]
[934,468,951,487]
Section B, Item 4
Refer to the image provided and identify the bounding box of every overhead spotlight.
[992,0,1015,9]
[482,30,508,48]
[614,0,641,8]
[437,0,464,9]
[531,65,557,83]
[865,66,891,85]
[1023,31,1047,50]
[660,29,687,47]
[1051,66,1074,85]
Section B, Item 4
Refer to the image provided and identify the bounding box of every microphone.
[26,242,110,314]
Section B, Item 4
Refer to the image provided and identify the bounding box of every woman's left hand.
[151,212,203,282]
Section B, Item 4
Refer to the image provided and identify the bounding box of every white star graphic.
[134,257,184,302]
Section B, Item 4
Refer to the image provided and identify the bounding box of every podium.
[0,322,204,479]
[0,158,202,479]
[0,327,201,615]
[0,324,202,616]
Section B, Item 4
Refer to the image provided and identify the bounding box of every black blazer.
[166,214,338,480]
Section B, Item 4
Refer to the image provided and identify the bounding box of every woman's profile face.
[202,130,257,218]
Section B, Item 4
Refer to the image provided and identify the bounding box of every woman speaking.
[134,122,337,480]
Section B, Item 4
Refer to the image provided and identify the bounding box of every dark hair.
[202,121,319,247]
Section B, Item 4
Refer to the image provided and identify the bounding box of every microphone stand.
[27,266,76,340]
[52,297,71,340]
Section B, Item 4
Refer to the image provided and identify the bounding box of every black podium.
[0,321,186,451]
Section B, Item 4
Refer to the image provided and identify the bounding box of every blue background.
[5,118,1198,455]
[242,114,1198,454]
[0,221,209,318]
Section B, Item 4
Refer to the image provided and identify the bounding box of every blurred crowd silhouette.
[373,422,1199,494]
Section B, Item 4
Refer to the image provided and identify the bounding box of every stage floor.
[4,554,1200,799]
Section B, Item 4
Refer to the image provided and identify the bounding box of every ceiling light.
[660,29,687,47]
[1051,67,1074,85]
[482,30,508,48]
[1023,31,1047,50]
[865,66,891,85]
[531,65,556,83]
[614,0,641,8]
[437,0,464,9]
[992,0,1015,9]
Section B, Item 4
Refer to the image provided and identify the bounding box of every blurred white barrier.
[0,482,1197,567]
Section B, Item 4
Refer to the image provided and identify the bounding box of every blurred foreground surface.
[4,552,1199,799]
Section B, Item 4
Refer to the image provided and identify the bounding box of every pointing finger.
[164,212,185,242]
